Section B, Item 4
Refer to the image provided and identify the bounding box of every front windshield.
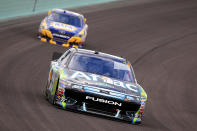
[48,12,82,27]
[68,53,135,82]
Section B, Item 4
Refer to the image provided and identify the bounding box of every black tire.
[45,80,49,99]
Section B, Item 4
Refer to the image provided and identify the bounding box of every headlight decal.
[40,20,48,30]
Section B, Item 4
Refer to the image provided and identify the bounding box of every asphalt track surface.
[0,0,197,130]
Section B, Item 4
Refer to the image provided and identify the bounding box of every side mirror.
[48,10,51,15]
[84,18,87,23]
[52,52,63,61]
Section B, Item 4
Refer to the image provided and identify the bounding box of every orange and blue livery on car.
[38,9,88,48]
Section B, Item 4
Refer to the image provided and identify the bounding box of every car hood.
[47,21,82,34]
[60,69,140,96]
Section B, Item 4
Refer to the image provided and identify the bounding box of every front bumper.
[38,29,84,48]
[55,88,143,124]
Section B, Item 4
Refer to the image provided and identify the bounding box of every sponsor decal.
[71,71,138,92]
[53,33,70,39]
[52,22,77,31]
[135,113,139,117]
[57,96,61,100]
[59,30,65,34]
[86,96,122,106]
[141,101,146,105]
[57,88,64,96]
[61,97,66,102]
[100,90,110,94]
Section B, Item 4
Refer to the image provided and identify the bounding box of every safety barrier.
[0,0,115,20]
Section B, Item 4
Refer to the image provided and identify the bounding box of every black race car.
[45,48,147,124]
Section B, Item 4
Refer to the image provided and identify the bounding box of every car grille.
[51,30,73,38]
[86,103,117,116]
[53,37,67,43]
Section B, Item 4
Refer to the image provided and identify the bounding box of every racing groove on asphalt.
[0,0,197,130]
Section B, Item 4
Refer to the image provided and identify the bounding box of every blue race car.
[46,48,147,124]
[38,9,88,48]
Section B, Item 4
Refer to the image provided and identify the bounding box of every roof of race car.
[72,48,127,63]
[52,9,84,18]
